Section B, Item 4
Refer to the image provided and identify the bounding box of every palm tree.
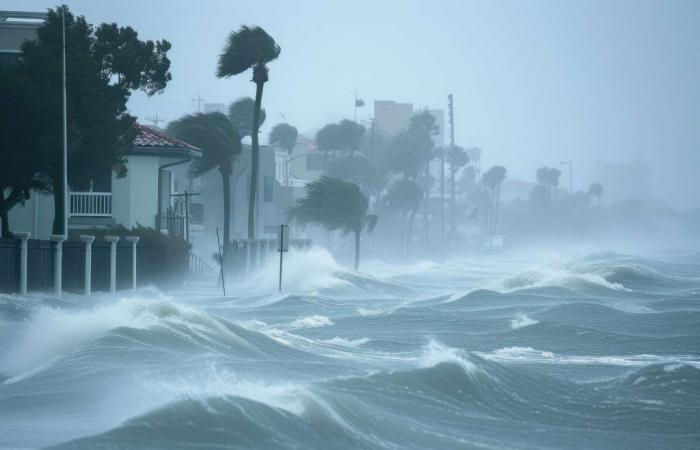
[288,176,377,269]
[384,179,423,259]
[218,26,281,239]
[446,145,468,238]
[548,167,562,201]
[166,113,241,262]
[228,97,266,138]
[269,123,298,153]
[588,182,603,207]
[481,166,507,236]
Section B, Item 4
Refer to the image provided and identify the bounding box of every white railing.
[70,192,112,217]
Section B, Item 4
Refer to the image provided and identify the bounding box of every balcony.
[70,192,112,217]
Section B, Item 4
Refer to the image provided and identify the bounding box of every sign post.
[277,224,289,292]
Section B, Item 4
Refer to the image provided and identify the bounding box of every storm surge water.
[1,248,700,449]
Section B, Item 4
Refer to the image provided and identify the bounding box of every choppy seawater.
[1,248,699,449]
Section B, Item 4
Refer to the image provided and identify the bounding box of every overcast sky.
[7,0,700,209]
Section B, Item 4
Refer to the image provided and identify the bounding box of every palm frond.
[217,26,281,78]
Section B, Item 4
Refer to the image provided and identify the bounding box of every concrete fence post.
[104,236,119,293]
[51,234,65,297]
[125,236,139,290]
[13,232,31,295]
[80,235,95,296]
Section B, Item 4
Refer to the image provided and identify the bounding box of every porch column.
[80,235,95,296]
[13,232,31,295]
[104,235,119,293]
[51,234,65,297]
[126,236,139,290]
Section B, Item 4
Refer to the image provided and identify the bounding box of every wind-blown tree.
[218,26,280,239]
[167,113,241,262]
[387,111,438,182]
[446,145,469,237]
[315,120,365,171]
[482,166,507,236]
[548,167,562,201]
[269,123,298,153]
[384,179,423,257]
[288,177,377,269]
[228,97,266,138]
[588,182,603,207]
[5,6,172,235]
[326,154,371,188]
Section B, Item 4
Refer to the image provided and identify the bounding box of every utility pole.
[192,94,205,113]
[61,5,68,238]
[146,114,164,128]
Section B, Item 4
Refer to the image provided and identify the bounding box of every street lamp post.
[560,161,572,194]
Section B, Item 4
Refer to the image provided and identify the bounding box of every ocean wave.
[510,313,538,329]
[288,315,334,329]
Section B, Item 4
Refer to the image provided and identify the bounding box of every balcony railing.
[70,192,112,217]
[190,202,204,225]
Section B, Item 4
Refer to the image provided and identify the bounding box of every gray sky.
[8,0,700,209]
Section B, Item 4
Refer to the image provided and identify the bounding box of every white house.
[5,125,203,240]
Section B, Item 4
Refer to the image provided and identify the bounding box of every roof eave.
[129,146,202,159]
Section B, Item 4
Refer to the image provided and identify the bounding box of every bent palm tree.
[228,97,266,138]
[482,166,507,236]
[166,113,241,262]
[288,176,377,270]
[384,179,423,259]
[588,182,603,207]
[218,26,281,239]
[446,145,468,238]
[269,123,298,153]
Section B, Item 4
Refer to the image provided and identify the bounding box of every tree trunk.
[493,185,502,235]
[440,152,445,248]
[221,166,232,268]
[407,209,416,259]
[353,229,360,270]
[248,80,265,239]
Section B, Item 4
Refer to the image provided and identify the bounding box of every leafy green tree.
[482,166,507,236]
[269,123,298,153]
[288,176,377,269]
[228,97,266,138]
[218,26,280,239]
[167,113,241,262]
[588,182,603,207]
[4,6,171,235]
[0,65,51,237]
[384,179,423,257]
[446,145,468,237]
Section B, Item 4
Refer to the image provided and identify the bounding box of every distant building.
[500,178,537,204]
[0,10,45,66]
[374,100,413,136]
[7,125,203,239]
[590,159,651,205]
[203,103,226,114]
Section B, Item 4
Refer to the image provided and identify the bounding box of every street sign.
[277,224,289,252]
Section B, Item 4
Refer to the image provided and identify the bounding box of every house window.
[264,175,273,203]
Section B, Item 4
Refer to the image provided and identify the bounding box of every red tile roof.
[134,125,201,152]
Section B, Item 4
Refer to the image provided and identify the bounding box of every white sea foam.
[510,313,538,329]
[319,337,370,347]
[289,315,334,329]
[3,294,234,377]
[416,340,477,373]
[477,347,700,368]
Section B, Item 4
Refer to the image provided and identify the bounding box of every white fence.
[70,192,112,217]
